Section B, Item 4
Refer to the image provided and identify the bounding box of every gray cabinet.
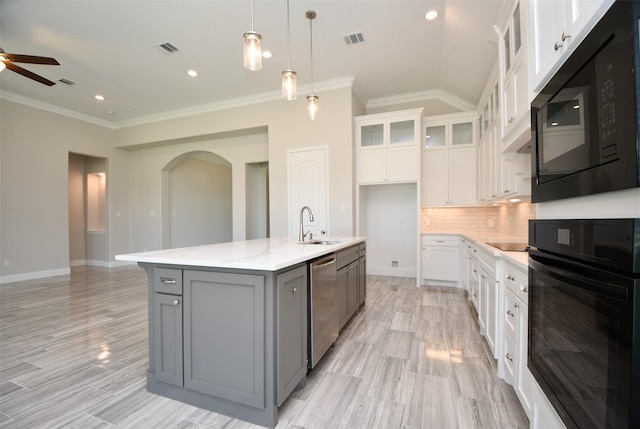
[337,245,362,330]
[153,292,183,386]
[152,268,183,387]
[358,254,366,306]
[275,265,307,406]
[183,270,265,408]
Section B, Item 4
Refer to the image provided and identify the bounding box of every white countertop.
[115,236,366,271]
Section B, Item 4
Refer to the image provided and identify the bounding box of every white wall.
[168,155,232,248]
[117,86,356,250]
[0,100,130,283]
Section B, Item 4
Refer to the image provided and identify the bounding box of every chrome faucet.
[299,206,315,242]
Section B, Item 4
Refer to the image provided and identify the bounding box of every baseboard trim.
[367,266,416,278]
[0,267,71,285]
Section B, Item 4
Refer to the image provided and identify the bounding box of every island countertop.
[115,236,366,271]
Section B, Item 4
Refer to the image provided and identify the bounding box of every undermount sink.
[299,240,342,245]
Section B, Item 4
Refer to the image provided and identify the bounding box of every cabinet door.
[530,0,564,88]
[450,147,477,205]
[153,293,183,387]
[276,266,307,406]
[422,245,460,282]
[183,271,265,408]
[358,255,366,306]
[468,256,480,310]
[478,271,487,333]
[564,0,609,48]
[357,148,387,183]
[486,275,498,358]
[387,145,419,182]
[422,149,449,205]
[337,263,358,329]
[516,301,534,418]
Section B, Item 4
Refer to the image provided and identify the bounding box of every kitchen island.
[115,236,365,428]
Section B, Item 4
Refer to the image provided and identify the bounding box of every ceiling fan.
[0,48,60,86]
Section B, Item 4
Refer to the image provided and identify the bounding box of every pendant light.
[282,0,297,100]
[306,10,318,120]
[243,0,262,71]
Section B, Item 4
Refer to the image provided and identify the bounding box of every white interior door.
[287,147,328,239]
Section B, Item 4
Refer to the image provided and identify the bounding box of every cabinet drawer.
[154,268,183,295]
[504,288,518,341]
[422,235,459,246]
[504,333,516,385]
[504,262,528,302]
[337,245,360,269]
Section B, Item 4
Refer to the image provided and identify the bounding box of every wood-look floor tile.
[0,267,528,429]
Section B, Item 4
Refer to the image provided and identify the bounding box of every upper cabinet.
[499,0,530,151]
[422,112,477,206]
[528,0,614,92]
[356,108,423,184]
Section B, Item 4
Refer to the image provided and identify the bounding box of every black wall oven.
[528,219,640,429]
[530,1,640,203]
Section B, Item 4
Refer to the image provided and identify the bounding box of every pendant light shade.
[282,70,297,101]
[243,31,262,71]
[243,0,262,71]
[307,95,319,120]
[0,61,5,72]
[306,10,318,120]
[282,0,297,100]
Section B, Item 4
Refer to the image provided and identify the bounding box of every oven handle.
[529,254,629,301]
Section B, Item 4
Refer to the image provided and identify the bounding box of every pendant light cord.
[251,0,255,31]
[286,0,292,69]
[309,16,314,93]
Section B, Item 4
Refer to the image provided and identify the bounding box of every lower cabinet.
[337,244,366,330]
[275,265,307,406]
[153,292,183,386]
[183,270,266,408]
[147,262,308,427]
[422,235,461,284]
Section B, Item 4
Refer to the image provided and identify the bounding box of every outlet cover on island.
[391,261,398,267]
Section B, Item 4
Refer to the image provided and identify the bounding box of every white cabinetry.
[356,109,422,184]
[503,261,535,418]
[422,112,477,206]
[528,0,613,92]
[499,0,531,152]
[421,235,461,284]
[478,248,498,359]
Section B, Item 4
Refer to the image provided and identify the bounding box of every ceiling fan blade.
[4,53,59,65]
[4,62,56,86]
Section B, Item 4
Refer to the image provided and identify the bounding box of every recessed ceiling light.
[262,51,272,59]
[187,70,198,77]
[107,111,116,115]
[95,94,105,101]
[425,10,438,20]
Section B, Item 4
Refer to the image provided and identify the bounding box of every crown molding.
[0,90,116,129]
[366,88,476,112]
[113,76,356,129]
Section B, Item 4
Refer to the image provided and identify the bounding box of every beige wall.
[0,100,130,282]
[421,201,536,242]
[117,86,356,244]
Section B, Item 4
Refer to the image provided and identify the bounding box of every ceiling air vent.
[58,78,76,86]
[343,32,365,45]
[153,41,180,54]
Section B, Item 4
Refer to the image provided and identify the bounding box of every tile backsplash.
[421,202,536,242]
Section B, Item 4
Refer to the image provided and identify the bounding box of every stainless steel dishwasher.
[308,253,338,369]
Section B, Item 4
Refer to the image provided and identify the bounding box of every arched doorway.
[162,151,232,249]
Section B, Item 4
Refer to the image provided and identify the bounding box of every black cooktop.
[486,242,530,252]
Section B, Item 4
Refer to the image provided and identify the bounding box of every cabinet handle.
[173,299,180,306]
[506,353,514,362]
[514,302,520,308]
[161,277,176,284]
[522,287,528,293]
[291,287,297,293]
[561,31,571,42]
[507,310,514,317]
[436,240,445,243]
[507,275,515,281]
[554,41,563,51]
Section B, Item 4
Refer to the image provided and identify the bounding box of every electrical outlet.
[391,260,398,267]
[3,259,9,267]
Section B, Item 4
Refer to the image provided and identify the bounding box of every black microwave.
[531,1,640,203]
